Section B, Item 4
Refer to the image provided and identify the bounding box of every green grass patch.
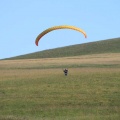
[0,68,120,119]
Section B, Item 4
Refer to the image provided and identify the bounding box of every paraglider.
[35,25,87,46]
[63,68,68,76]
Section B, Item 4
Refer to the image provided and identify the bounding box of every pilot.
[63,68,68,76]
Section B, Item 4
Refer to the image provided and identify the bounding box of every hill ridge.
[5,37,120,60]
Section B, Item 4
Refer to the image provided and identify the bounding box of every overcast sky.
[0,0,120,59]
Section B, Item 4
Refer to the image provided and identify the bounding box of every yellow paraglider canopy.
[35,25,87,46]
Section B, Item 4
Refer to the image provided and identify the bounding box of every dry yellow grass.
[0,53,120,81]
[0,53,120,67]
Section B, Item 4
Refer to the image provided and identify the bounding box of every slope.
[5,37,120,60]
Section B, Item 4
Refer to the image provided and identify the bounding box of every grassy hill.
[0,38,120,119]
[6,37,120,60]
[0,53,120,119]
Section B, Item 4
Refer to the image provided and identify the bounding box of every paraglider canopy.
[35,25,87,46]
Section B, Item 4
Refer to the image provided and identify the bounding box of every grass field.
[0,53,120,120]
